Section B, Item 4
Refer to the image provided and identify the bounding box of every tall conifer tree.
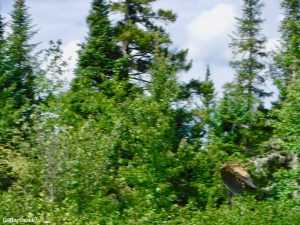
[0,8,16,190]
[6,0,37,121]
[8,0,37,104]
[211,0,269,156]
[202,66,215,110]
[0,0,38,142]
[72,0,128,91]
[270,0,300,198]
[0,9,7,90]
[272,0,300,99]
[69,0,131,118]
[0,10,5,73]
[0,9,9,141]
[229,0,268,103]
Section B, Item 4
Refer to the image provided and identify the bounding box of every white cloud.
[182,4,238,93]
[276,14,285,22]
[185,3,237,61]
[2,0,281,97]
[182,61,234,97]
[62,40,80,83]
[266,37,280,52]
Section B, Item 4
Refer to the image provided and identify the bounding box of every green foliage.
[229,0,269,99]
[266,0,300,202]
[6,0,38,108]
[269,76,300,199]
[1,190,299,224]
[271,0,300,99]
[73,0,129,89]
[273,76,300,153]
[0,148,16,191]
[0,0,40,144]
[0,0,299,224]
[111,0,191,81]
[210,0,272,158]
[37,40,67,101]
[212,85,271,156]
[69,0,134,119]
[0,12,6,76]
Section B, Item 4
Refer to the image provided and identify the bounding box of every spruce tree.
[229,0,268,103]
[8,0,37,105]
[183,66,215,109]
[0,9,10,142]
[178,66,216,145]
[211,0,270,156]
[271,73,300,198]
[1,0,36,136]
[0,9,16,191]
[0,10,5,75]
[196,66,216,143]
[201,66,215,110]
[272,0,300,99]
[72,0,129,90]
[269,0,300,199]
[0,10,8,95]
[68,0,131,118]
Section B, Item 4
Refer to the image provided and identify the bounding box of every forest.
[0,0,299,224]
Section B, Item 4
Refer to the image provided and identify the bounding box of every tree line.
[0,0,299,224]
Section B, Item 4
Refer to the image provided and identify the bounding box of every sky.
[1,0,282,94]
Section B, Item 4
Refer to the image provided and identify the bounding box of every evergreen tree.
[111,0,191,83]
[182,66,215,108]
[268,0,300,199]
[0,9,8,106]
[271,74,300,199]
[0,10,10,139]
[178,66,216,145]
[7,0,37,107]
[0,12,17,191]
[201,66,215,110]
[195,66,216,144]
[272,0,300,99]
[1,1,300,223]
[211,0,270,156]
[1,0,38,137]
[0,10,6,76]
[229,0,268,102]
[68,0,132,118]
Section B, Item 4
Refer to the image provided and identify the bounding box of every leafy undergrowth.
[1,192,299,225]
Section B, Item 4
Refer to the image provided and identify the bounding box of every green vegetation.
[0,0,299,224]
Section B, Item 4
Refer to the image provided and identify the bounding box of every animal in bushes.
[220,162,256,194]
